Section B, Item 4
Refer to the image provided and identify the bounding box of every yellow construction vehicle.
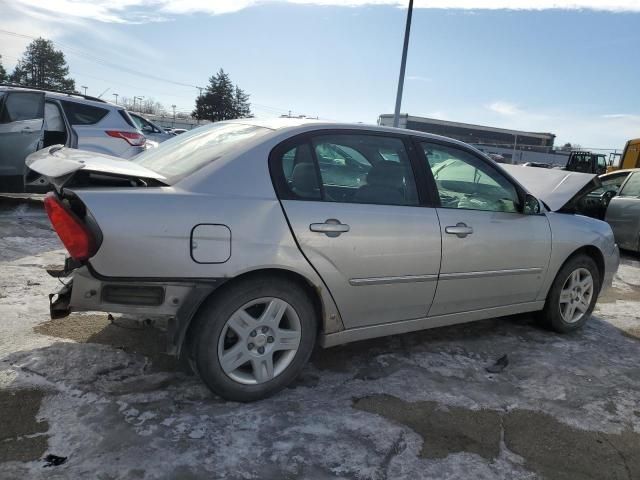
[607,138,640,172]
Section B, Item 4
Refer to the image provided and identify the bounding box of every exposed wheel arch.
[181,267,326,358]
[566,245,605,289]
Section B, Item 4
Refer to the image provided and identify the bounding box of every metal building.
[378,114,557,163]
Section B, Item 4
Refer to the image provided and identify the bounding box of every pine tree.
[0,55,7,83]
[192,69,252,121]
[233,85,252,118]
[10,38,76,91]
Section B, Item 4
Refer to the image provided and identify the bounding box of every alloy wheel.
[559,267,594,324]
[217,297,302,385]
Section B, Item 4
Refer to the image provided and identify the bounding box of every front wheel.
[539,254,600,333]
[191,277,317,402]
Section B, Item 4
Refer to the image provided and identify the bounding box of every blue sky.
[1,0,639,149]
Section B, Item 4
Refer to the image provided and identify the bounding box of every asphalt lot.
[1,197,639,480]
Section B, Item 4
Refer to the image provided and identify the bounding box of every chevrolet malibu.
[28,119,620,401]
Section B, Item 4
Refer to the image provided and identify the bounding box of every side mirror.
[523,193,541,215]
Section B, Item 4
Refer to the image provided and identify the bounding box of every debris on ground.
[43,454,67,467]
[485,354,509,373]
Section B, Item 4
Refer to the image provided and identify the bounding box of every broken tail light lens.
[105,130,146,146]
[43,193,96,261]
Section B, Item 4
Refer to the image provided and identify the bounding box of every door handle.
[445,222,473,238]
[21,127,32,134]
[310,219,350,237]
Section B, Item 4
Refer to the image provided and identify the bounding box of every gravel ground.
[1,198,639,479]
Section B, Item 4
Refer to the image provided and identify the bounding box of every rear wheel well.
[183,268,324,355]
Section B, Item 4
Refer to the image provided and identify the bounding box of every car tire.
[539,254,600,333]
[191,276,317,402]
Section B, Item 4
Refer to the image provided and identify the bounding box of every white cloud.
[406,75,431,82]
[5,0,640,24]
[487,101,521,116]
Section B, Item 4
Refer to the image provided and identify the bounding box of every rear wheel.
[539,254,600,333]
[191,277,317,402]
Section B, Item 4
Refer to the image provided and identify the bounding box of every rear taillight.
[105,130,146,146]
[44,193,96,261]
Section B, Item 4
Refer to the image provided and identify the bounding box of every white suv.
[0,85,147,192]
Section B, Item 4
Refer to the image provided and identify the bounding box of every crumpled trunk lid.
[26,146,167,191]
[501,164,600,212]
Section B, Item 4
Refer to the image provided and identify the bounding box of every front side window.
[60,100,109,125]
[421,142,519,213]
[619,172,640,197]
[0,92,44,123]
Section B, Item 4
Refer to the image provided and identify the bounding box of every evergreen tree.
[0,55,7,83]
[233,85,252,118]
[193,69,251,121]
[10,38,76,91]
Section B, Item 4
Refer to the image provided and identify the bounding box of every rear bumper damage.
[49,265,220,355]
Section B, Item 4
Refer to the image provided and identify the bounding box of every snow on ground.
[1,199,639,479]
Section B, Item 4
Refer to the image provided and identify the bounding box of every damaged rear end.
[29,146,213,354]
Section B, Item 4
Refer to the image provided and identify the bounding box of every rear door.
[417,140,552,316]
[0,91,45,179]
[606,171,640,251]
[272,131,442,329]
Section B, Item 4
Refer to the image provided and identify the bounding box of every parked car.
[29,119,619,401]
[0,85,147,192]
[128,112,175,143]
[569,169,640,252]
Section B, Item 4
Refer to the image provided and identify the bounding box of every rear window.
[134,122,270,183]
[60,100,109,125]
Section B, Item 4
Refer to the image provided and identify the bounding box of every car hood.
[26,146,167,190]
[501,164,599,211]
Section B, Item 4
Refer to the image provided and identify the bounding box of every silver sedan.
[29,119,619,401]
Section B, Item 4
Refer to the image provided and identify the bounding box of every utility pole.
[196,86,204,97]
[393,0,414,128]
[172,105,176,127]
[112,93,119,105]
[81,85,88,96]
[134,96,144,112]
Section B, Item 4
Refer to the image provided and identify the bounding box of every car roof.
[222,117,480,149]
[0,85,120,109]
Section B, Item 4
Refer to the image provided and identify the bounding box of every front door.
[0,91,45,188]
[417,141,552,316]
[274,132,442,328]
[606,171,640,251]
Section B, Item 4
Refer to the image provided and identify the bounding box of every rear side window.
[60,100,109,125]
[279,143,321,200]
[0,92,44,123]
[619,172,640,197]
[273,133,419,206]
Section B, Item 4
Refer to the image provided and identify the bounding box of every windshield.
[134,122,270,182]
